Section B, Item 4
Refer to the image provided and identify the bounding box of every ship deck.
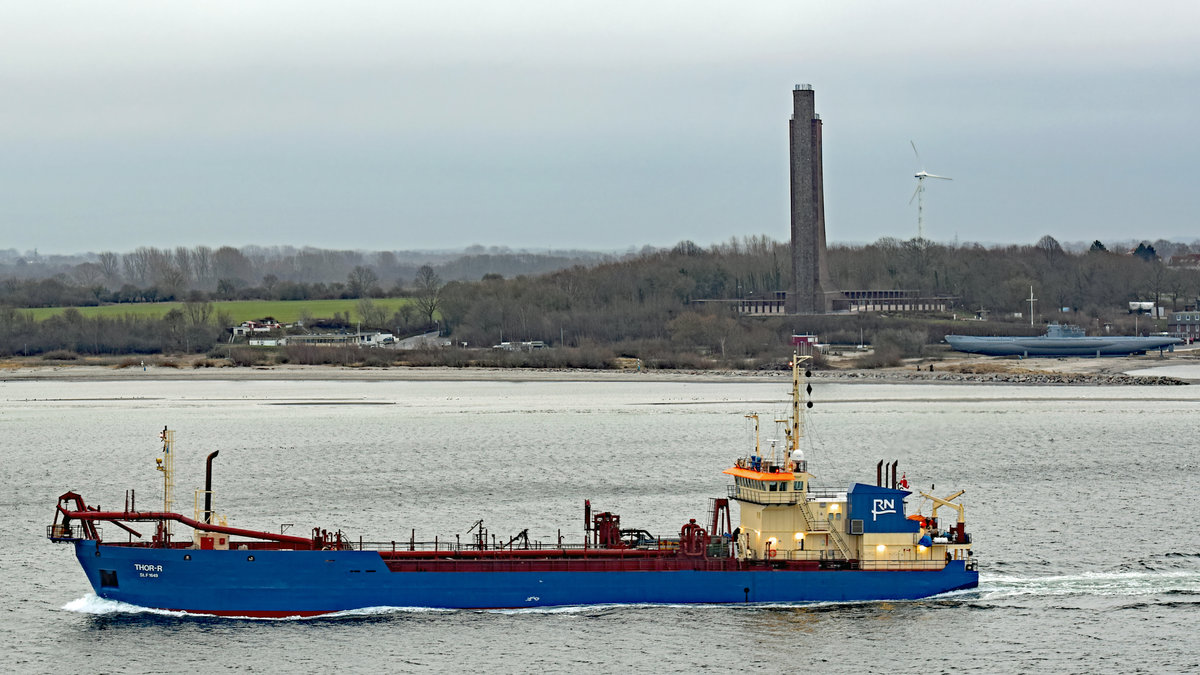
[83,538,953,572]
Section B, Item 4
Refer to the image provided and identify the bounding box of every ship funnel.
[204,450,219,524]
[891,460,899,490]
[877,460,884,487]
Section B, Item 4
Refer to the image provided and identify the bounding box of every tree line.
[437,235,1198,360]
[2,235,1197,364]
[0,303,228,357]
[0,244,610,306]
[828,235,1199,315]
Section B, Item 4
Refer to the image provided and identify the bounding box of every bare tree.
[1166,269,1188,310]
[355,298,389,329]
[72,262,103,287]
[158,265,187,298]
[347,266,378,298]
[1036,235,1064,257]
[374,251,399,281]
[183,293,213,326]
[414,265,442,324]
[173,247,193,290]
[97,251,122,287]
[147,248,185,296]
[261,274,280,298]
[212,246,252,284]
[192,246,214,288]
[122,248,151,285]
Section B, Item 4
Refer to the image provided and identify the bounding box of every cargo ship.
[48,355,978,616]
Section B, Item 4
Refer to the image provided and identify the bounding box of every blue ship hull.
[73,541,979,616]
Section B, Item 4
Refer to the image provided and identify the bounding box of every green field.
[24,298,416,324]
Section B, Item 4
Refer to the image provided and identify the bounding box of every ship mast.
[745,414,761,458]
[791,353,800,453]
[156,426,175,540]
[789,350,810,455]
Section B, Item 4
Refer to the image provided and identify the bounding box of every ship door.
[200,536,215,550]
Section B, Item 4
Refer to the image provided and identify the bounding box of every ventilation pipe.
[204,450,219,524]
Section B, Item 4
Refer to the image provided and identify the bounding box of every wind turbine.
[909,141,952,240]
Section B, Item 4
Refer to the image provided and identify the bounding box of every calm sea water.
[2,375,1198,673]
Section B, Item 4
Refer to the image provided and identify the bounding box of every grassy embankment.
[24,298,414,324]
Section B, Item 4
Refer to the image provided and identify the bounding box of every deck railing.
[858,559,948,571]
[804,487,845,499]
[727,485,844,506]
[352,539,681,554]
[726,485,801,505]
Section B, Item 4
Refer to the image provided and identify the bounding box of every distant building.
[791,334,822,352]
[492,341,547,351]
[738,292,787,315]
[837,290,952,313]
[1168,311,1200,344]
[395,331,452,350]
[694,289,951,315]
[232,319,283,336]
[251,332,395,347]
[1168,253,1200,269]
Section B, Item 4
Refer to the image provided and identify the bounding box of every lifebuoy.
[768,549,777,558]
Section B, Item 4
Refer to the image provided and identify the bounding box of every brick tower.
[788,85,832,314]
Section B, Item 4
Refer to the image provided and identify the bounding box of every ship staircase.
[706,498,732,537]
[705,498,733,558]
[798,501,853,561]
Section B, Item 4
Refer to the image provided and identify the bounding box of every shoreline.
[3,352,1196,385]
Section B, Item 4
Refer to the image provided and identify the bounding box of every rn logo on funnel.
[871,499,896,521]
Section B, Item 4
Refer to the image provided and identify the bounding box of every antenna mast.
[791,354,801,453]
[745,414,761,457]
[789,350,814,454]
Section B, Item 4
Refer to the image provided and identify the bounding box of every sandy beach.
[3,345,1197,384]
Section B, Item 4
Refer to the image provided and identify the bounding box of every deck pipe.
[204,450,219,524]
[876,460,884,487]
[65,509,314,546]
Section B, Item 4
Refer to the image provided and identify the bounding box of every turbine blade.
[926,174,953,180]
[910,141,923,170]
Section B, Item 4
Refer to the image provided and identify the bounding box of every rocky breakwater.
[823,370,1189,385]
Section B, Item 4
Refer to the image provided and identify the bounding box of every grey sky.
[3,1,1198,254]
